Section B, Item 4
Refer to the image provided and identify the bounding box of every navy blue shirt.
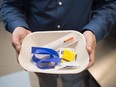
[0,0,116,41]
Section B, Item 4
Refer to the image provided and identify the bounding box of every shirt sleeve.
[0,0,29,33]
[82,0,116,41]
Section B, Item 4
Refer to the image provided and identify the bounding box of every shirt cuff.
[82,22,108,42]
[8,18,30,33]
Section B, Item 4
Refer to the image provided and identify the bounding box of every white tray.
[18,30,89,74]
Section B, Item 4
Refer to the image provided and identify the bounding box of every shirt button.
[57,25,61,28]
[58,1,63,6]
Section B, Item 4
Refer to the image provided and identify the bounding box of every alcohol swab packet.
[55,62,80,70]
[54,48,80,70]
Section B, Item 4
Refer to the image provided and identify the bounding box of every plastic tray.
[18,30,89,74]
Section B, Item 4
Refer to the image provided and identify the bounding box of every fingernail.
[16,45,21,52]
[16,45,20,49]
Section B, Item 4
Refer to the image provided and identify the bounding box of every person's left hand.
[83,30,96,69]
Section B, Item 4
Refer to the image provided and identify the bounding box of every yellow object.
[61,49,76,62]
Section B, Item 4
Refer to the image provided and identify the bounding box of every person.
[0,0,116,87]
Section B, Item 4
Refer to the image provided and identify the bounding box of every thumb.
[83,31,94,54]
[11,27,31,54]
[83,30,96,68]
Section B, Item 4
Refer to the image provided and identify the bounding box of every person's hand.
[83,30,96,69]
[12,27,31,55]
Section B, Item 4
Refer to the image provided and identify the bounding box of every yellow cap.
[61,49,76,62]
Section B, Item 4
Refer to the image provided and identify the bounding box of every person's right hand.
[12,27,31,55]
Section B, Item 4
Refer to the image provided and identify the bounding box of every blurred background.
[0,0,116,87]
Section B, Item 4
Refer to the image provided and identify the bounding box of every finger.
[12,41,21,54]
[12,35,21,54]
[16,52,19,63]
[86,40,93,54]
[86,39,95,68]
[20,30,31,44]
[86,50,95,69]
